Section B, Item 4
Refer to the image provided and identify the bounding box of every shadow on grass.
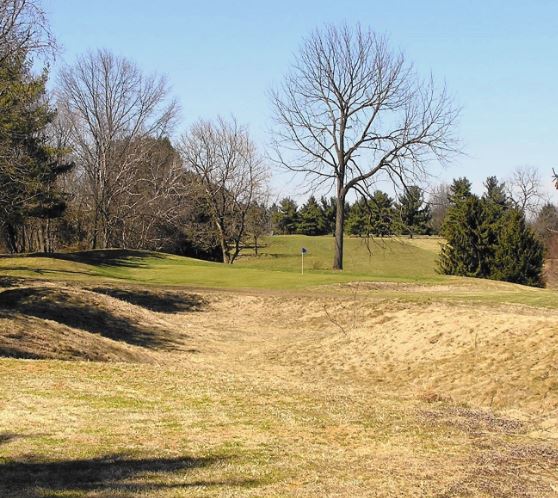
[0,454,258,497]
[0,343,42,359]
[0,433,19,445]
[89,287,207,314]
[0,249,165,271]
[0,276,24,288]
[49,249,164,268]
[0,287,181,349]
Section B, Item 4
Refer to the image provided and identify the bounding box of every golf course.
[1,235,557,496]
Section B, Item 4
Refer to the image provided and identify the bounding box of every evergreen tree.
[320,196,337,235]
[369,190,394,237]
[483,176,508,208]
[480,176,510,275]
[345,191,395,237]
[297,195,326,235]
[492,208,544,287]
[272,197,299,234]
[345,198,369,236]
[439,176,544,287]
[0,54,72,252]
[439,192,486,277]
[396,185,432,237]
[448,177,472,203]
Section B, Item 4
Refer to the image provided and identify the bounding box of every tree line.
[272,186,432,238]
[0,6,460,269]
[273,172,557,288]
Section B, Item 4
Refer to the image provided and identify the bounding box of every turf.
[0,236,443,289]
[2,235,558,308]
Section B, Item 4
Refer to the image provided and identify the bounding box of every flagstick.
[301,251,304,275]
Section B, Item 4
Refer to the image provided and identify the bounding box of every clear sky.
[44,0,558,202]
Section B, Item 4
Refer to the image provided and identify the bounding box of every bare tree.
[110,137,185,249]
[507,166,545,219]
[0,0,55,62]
[427,183,451,234]
[179,117,268,264]
[270,24,458,269]
[57,49,178,248]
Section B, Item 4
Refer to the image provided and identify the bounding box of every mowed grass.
[2,235,558,307]
[0,236,443,289]
[237,235,441,279]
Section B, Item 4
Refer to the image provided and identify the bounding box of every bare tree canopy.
[271,24,459,269]
[57,49,178,248]
[0,0,55,62]
[507,166,545,219]
[427,183,451,234]
[179,117,268,264]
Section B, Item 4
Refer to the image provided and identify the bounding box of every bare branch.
[270,24,459,268]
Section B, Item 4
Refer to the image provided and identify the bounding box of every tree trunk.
[333,189,345,270]
[214,221,231,264]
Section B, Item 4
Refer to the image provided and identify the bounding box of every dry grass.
[1,279,558,496]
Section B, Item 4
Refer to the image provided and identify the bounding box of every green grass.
[238,235,441,279]
[1,235,558,308]
[0,235,444,289]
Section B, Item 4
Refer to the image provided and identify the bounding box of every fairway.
[237,235,441,279]
[1,236,558,308]
[0,236,443,288]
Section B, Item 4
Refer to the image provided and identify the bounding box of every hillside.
[0,237,443,289]
[1,238,558,496]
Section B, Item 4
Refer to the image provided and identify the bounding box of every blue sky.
[44,0,558,201]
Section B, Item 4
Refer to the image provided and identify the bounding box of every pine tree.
[369,190,394,237]
[396,185,432,237]
[439,176,544,287]
[297,196,326,235]
[272,197,299,234]
[492,208,544,286]
[439,192,486,277]
[0,54,72,252]
[480,176,510,275]
[345,198,369,236]
[345,192,395,237]
[320,196,336,235]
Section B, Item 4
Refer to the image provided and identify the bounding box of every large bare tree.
[179,117,268,264]
[57,49,178,248]
[271,24,458,269]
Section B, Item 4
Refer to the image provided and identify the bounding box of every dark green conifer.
[396,186,432,238]
[297,196,326,235]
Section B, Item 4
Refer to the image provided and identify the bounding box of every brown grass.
[1,279,558,496]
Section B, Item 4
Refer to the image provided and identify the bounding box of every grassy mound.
[0,281,205,362]
[1,287,557,496]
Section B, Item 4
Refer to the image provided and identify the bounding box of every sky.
[44,0,558,202]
